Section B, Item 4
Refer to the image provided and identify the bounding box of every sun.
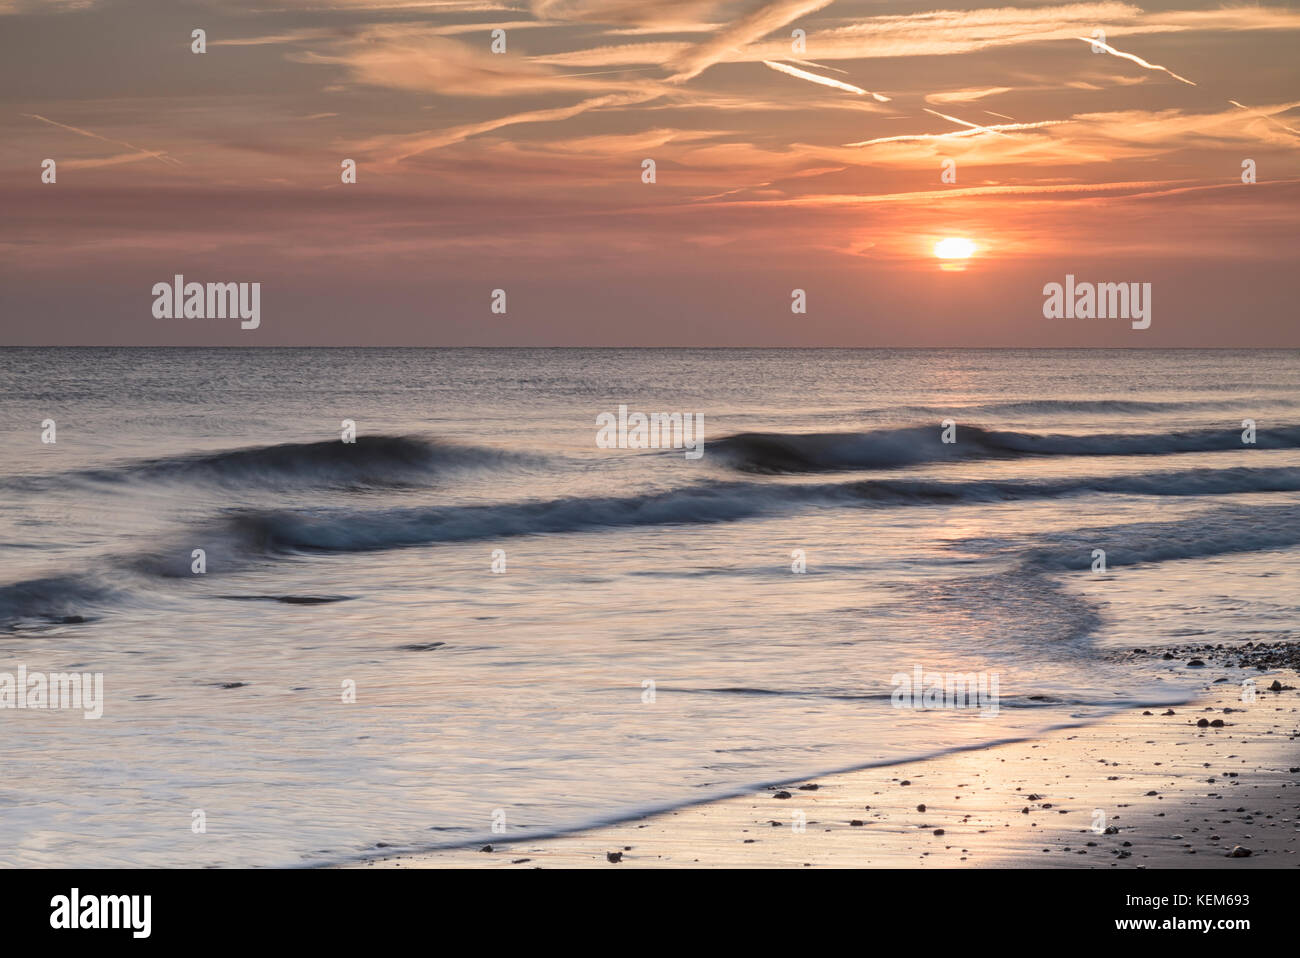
[934,237,976,259]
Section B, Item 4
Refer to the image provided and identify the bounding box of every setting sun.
[935,237,976,259]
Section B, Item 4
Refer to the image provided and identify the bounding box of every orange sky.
[1,0,1297,345]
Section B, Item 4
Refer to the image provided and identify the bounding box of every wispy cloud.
[923,107,1014,137]
[785,58,848,75]
[926,87,1012,104]
[762,60,890,101]
[843,120,1066,147]
[294,30,651,96]
[698,178,1206,208]
[1229,99,1300,138]
[1075,36,1197,85]
[0,0,96,13]
[667,0,834,81]
[21,113,180,166]
[529,0,722,27]
[354,90,663,162]
[60,151,170,170]
[542,3,1300,69]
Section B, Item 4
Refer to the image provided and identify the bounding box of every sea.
[1,347,1297,866]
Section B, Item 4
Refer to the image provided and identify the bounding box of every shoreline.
[343,662,1300,869]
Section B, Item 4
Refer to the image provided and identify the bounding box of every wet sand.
[346,667,1300,869]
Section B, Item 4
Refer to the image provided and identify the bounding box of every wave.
[202,482,779,557]
[713,424,1300,473]
[9,465,1297,623]
[187,465,1300,559]
[0,574,118,625]
[214,593,353,604]
[843,466,1300,504]
[1010,503,1300,571]
[1,435,536,492]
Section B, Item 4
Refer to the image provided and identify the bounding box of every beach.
[351,658,1300,868]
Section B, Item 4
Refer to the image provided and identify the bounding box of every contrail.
[61,151,170,170]
[1075,37,1196,86]
[923,107,1011,137]
[1228,99,1300,137]
[762,60,890,101]
[22,113,181,166]
[844,120,1065,147]
[785,57,849,75]
[669,0,834,82]
[365,90,662,163]
[546,67,659,79]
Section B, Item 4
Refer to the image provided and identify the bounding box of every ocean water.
[1,347,1297,867]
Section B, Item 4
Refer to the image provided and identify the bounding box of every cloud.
[1229,99,1300,138]
[667,0,834,81]
[231,1,513,9]
[762,60,889,100]
[531,41,690,67]
[293,28,651,96]
[1076,36,1197,85]
[210,28,343,47]
[353,90,663,162]
[528,0,723,26]
[59,151,171,170]
[836,99,1300,167]
[0,0,96,12]
[538,126,729,154]
[926,87,1013,104]
[784,58,848,75]
[923,107,1016,137]
[1068,103,1300,149]
[843,120,1067,147]
[21,113,180,167]
[541,3,1300,68]
[699,178,1206,209]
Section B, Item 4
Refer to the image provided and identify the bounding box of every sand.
[346,668,1300,869]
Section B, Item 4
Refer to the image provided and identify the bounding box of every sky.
[1,0,1297,346]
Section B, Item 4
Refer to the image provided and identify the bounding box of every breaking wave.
[713,424,1300,473]
[1,435,538,492]
[7,465,1297,623]
[197,465,1300,557]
